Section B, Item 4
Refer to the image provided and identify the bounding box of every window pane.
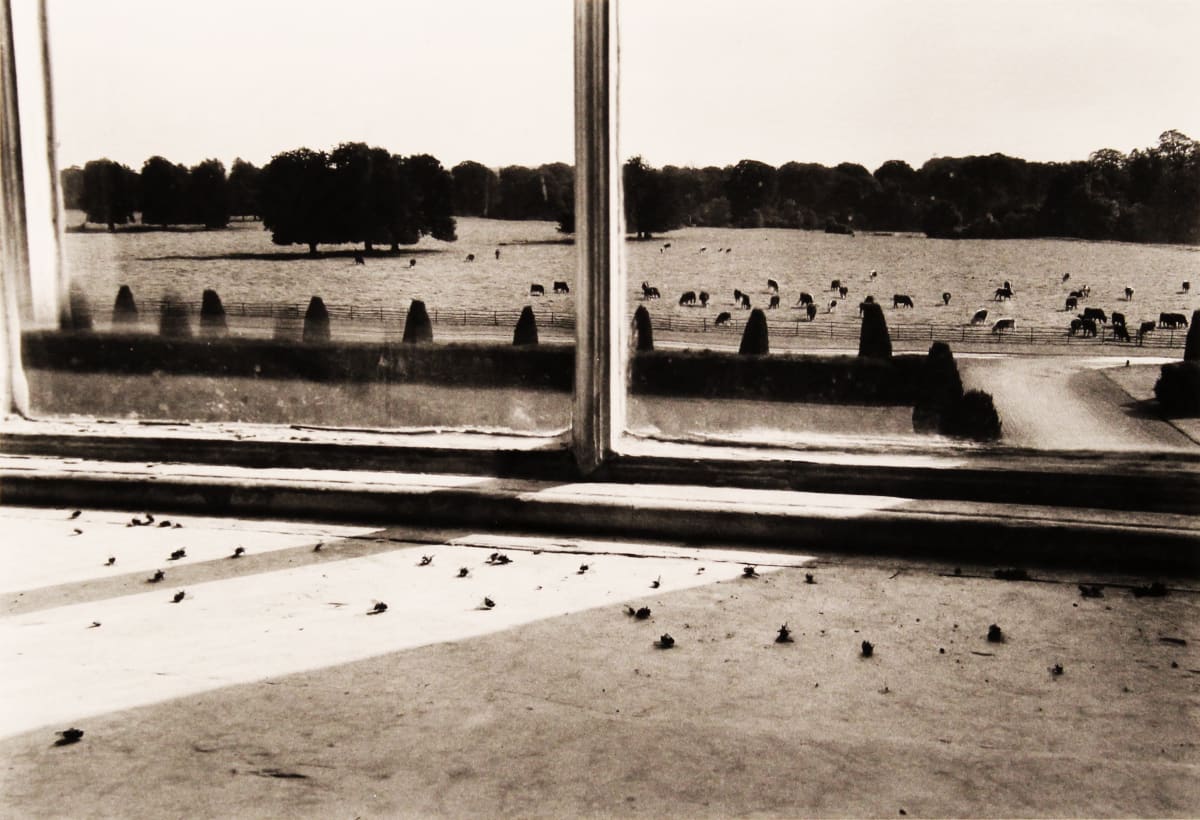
[619,0,1200,453]
[27,0,575,436]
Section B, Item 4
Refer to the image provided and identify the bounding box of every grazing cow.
[767,278,779,293]
[942,292,951,306]
[1183,281,1191,293]
[870,269,878,279]
[827,299,838,313]
[353,253,365,265]
[1068,290,1083,299]
[1138,320,1156,343]
[1079,284,1091,297]
[740,293,751,309]
[553,280,570,294]
[530,283,545,296]
[495,249,501,260]
[970,309,989,325]
[641,281,660,299]
[699,247,707,253]
[1078,318,1097,337]
[1111,311,1126,328]
[409,259,417,268]
[796,291,814,306]
[806,303,818,321]
[830,279,841,291]
[1113,322,1131,342]
[768,294,780,309]
[725,248,731,253]
[1081,307,1107,323]
[663,242,671,249]
[893,294,914,308]
[994,286,1013,301]
[1065,296,1078,311]
[1160,312,1189,328]
[1124,286,1134,301]
[1068,318,1084,336]
[733,288,743,303]
[838,285,849,298]
[1003,280,1014,293]
[715,311,732,326]
[679,290,697,306]
[992,318,1015,334]
[466,253,475,262]
[699,291,710,306]
[1062,273,1070,283]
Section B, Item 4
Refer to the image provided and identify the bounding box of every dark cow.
[994,286,1013,301]
[768,295,780,309]
[409,259,417,268]
[767,278,779,293]
[838,285,849,298]
[942,292,951,305]
[970,309,989,325]
[796,292,814,306]
[679,290,697,306]
[830,279,841,291]
[1062,273,1071,283]
[1068,290,1083,299]
[530,283,545,296]
[641,282,660,299]
[663,242,671,249]
[698,291,710,307]
[1078,318,1097,337]
[992,318,1015,334]
[715,311,732,326]
[1111,311,1126,328]
[1065,296,1078,311]
[495,249,501,260]
[1081,307,1107,323]
[806,303,818,321]
[553,280,570,294]
[466,253,476,262]
[733,288,743,303]
[725,248,731,253]
[1124,286,1134,301]
[1138,320,1156,343]
[1003,280,1014,294]
[1068,318,1084,336]
[353,253,365,265]
[1113,322,1131,342]
[1160,312,1189,328]
[893,294,914,308]
[699,247,707,253]
[1183,281,1191,293]
[740,293,751,309]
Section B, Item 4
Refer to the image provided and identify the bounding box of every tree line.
[61,129,1198,248]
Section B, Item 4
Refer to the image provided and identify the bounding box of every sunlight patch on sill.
[615,436,974,469]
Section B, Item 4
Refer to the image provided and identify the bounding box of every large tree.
[451,160,500,217]
[724,159,778,227]
[140,156,189,226]
[227,158,261,219]
[187,158,230,229]
[623,156,680,238]
[259,148,333,254]
[81,159,137,230]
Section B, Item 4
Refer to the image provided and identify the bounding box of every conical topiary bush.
[112,285,138,326]
[159,293,192,339]
[199,289,228,337]
[513,306,539,345]
[913,341,964,433]
[303,296,331,343]
[1185,309,1200,361]
[940,389,1002,441]
[633,305,654,352]
[858,301,892,358]
[402,299,433,343]
[60,285,93,331]
[738,308,769,355]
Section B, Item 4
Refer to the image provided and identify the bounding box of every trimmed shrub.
[1154,361,1200,416]
[912,341,964,433]
[513,306,539,346]
[940,389,1002,441]
[633,305,654,351]
[303,296,331,343]
[158,294,192,339]
[112,285,138,326]
[402,299,433,344]
[738,308,769,355]
[858,302,892,359]
[60,285,93,331]
[1185,310,1200,361]
[199,289,228,337]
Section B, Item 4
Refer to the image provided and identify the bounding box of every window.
[3,0,1198,515]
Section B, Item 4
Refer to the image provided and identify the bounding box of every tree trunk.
[308,242,318,255]
[390,242,400,253]
[365,241,373,253]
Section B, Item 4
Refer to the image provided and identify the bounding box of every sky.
[33,0,1200,173]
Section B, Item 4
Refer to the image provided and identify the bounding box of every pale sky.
[40,0,1200,173]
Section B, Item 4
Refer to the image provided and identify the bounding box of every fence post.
[349,306,354,319]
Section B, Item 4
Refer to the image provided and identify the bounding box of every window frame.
[1,0,1198,519]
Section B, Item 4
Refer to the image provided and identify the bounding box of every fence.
[126,298,1187,350]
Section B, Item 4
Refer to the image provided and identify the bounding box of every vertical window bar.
[1,0,32,416]
[572,0,623,474]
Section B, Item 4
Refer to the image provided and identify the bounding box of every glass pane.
[619,0,1200,452]
[28,0,574,436]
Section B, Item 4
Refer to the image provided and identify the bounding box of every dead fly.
[805,573,815,584]
[169,549,187,561]
[486,553,512,566]
[55,728,84,746]
[577,564,589,575]
[775,624,794,643]
[987,624,1004,643]
[171,590,186,603]
[147,570,165,583]
[158,520,173,528]
[105,557,116,566]
[418,555,433,566]
[230,546,245,559]
[368,602,388,615]
[650,577,661,589]
[743,566,759,578]
[70,528,83,536]
[68,510,82,520]
[481,597,496,610]
[313,542,324,552]
[458,567,470,578]
[625,606,651,620]
[861,640,874,657]
[1078,584,1104,598]
[655,634,676,649]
